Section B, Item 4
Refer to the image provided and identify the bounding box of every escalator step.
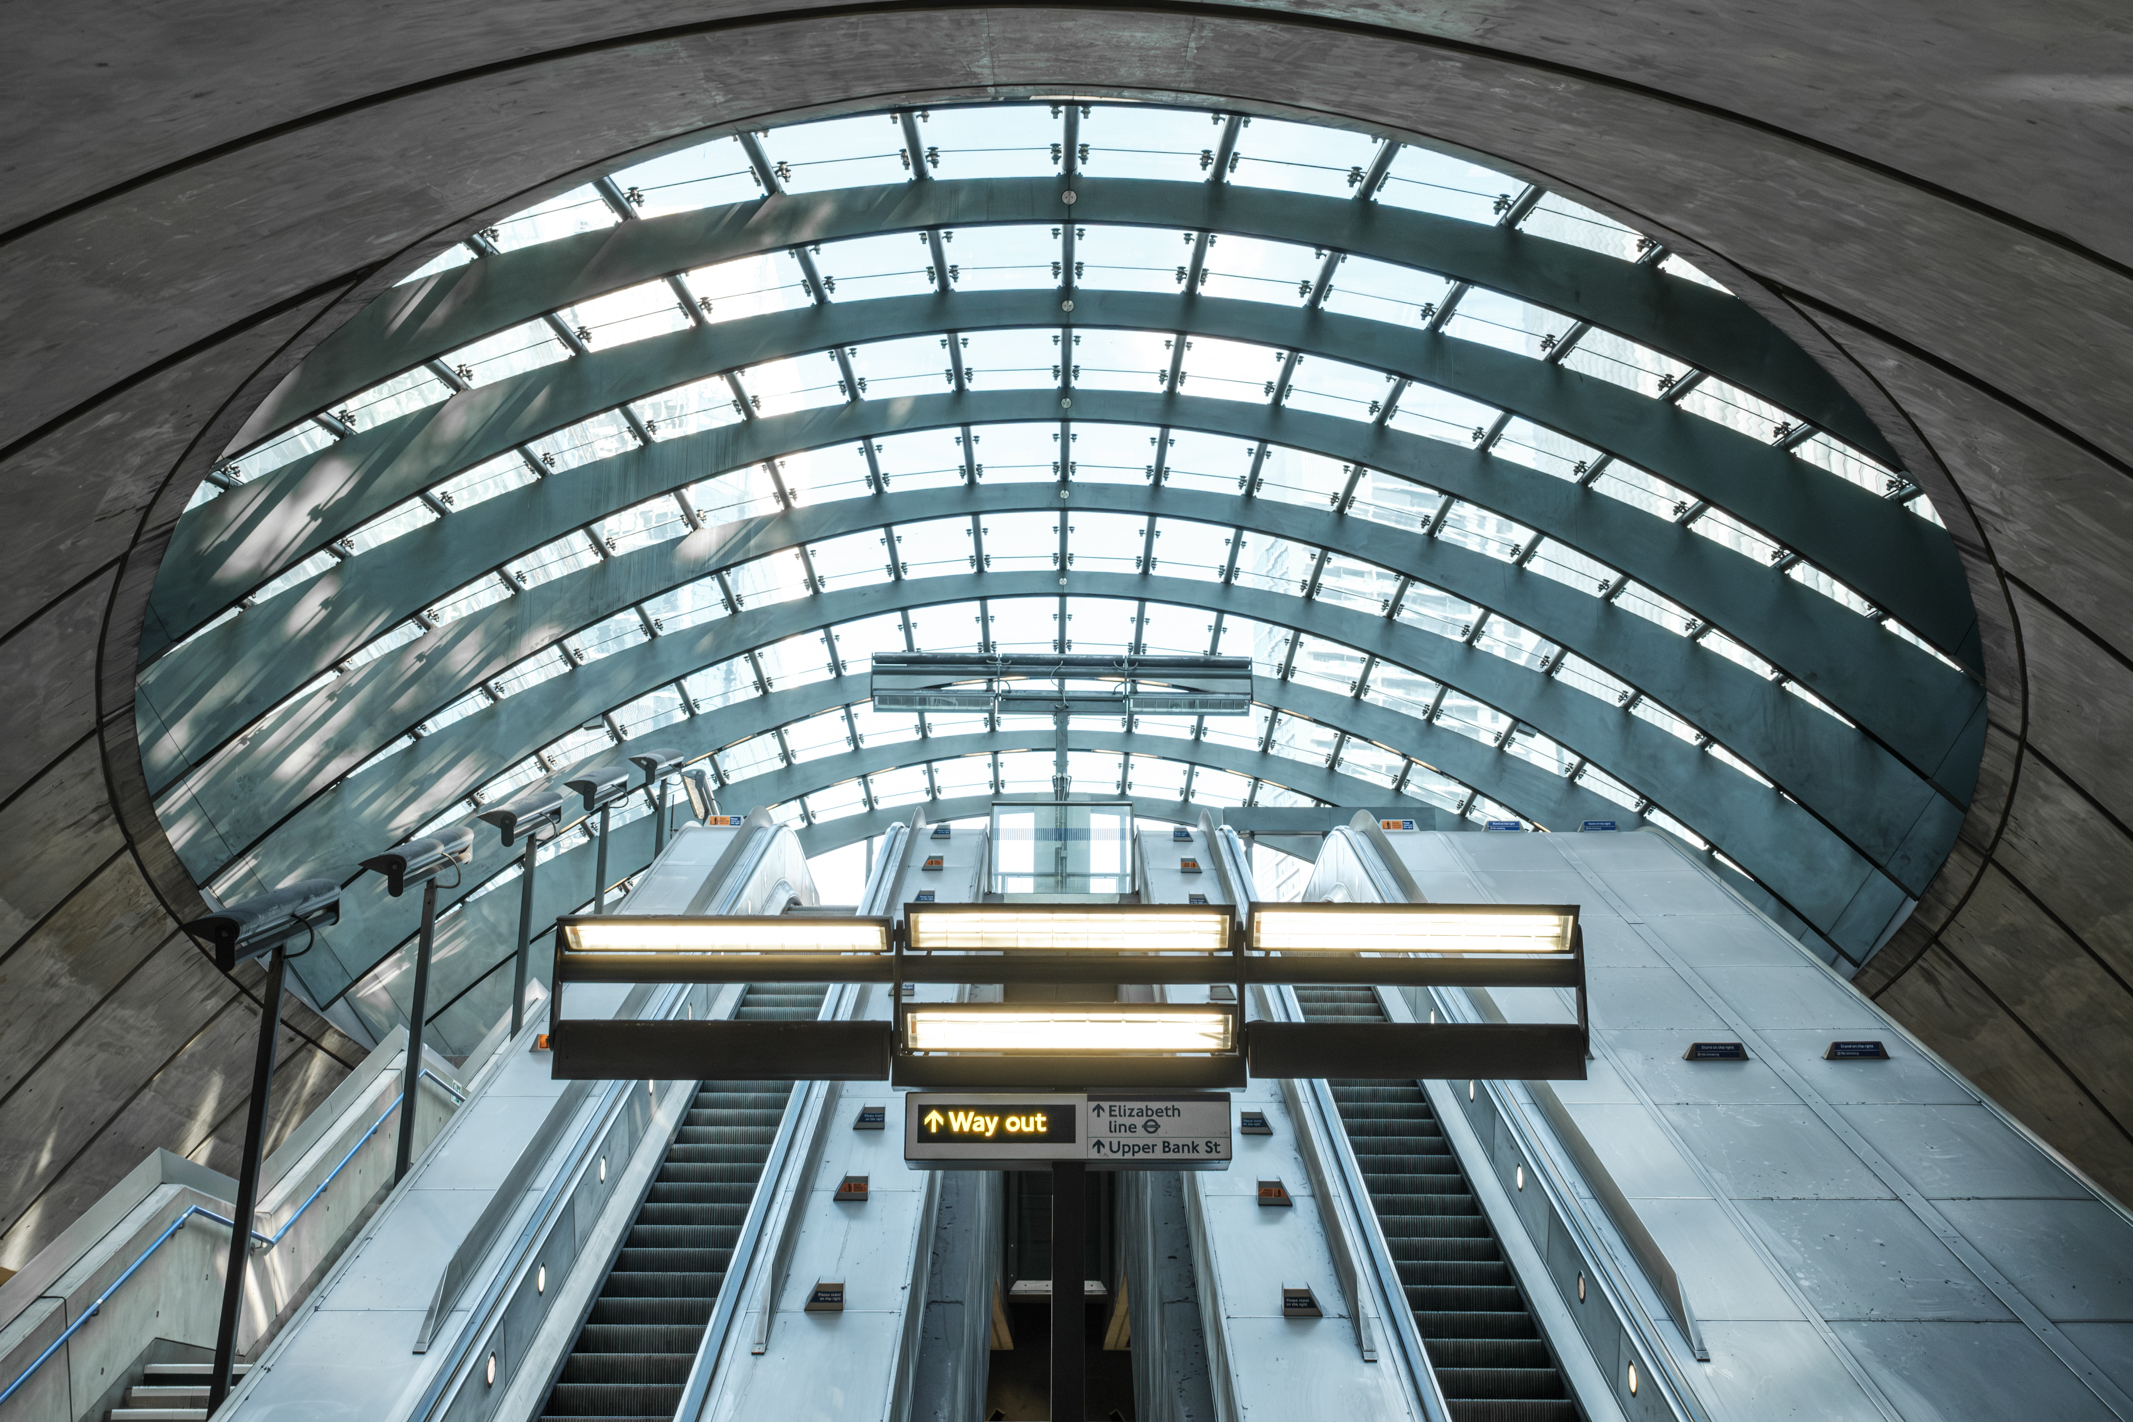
[1295,988,1575,1421]
[540,983,822,1421]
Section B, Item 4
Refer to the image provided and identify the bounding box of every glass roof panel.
[726,548,811,609]
[434,453,536,512]
[895,516,977,578]
[1444,287,1572,358]
[1074,224,1182,294]
[916,104,1062,179]
[1133,714,1197,740]
[968,421,1058,482]
[685,251,811,322]
[635,374,747,442]
[848,334,946,399]
[612,685,689,739]
[1387,383,1501,448]
[609,136,760,217]
[249,550,337,606]
[1137,603,1212,655]
[1066,423,1156,485]
[685,656,757,713]
[986,597,1057,651]
[779,442,876,504]
[1475,618,1554,671]
[1149,518,1233,580]
[343,500,439,556]
[396,243,475,288]
[809,529,895,591]
[686,462,782,527]
[1338,737,1403,787]
[806,778,869,822]
[761,114,910,193]
[1320,255,1454,327]
[542,721,616,768]
[1232,535,1316,595]
[557,280,693,351]
[1268,709,1338,765]
[978,512,1059,573]
[445,319,572,387]
[996,751,1054,794]
[961,329,1061,392]
[1159,430,1252,498]
[1589,461,1688,522]
[1492,419,1600,482]
[828,615,907,671]
[425,574,513,628]
[1677,377,1794,442]
[1253,448,1345,509]
[1191,767,1253,807]
[1397,583,1482,642]
[1069,513,1149,575]
[1216,617,1288,675]
[1284,355,1392,423]
[1659,253,1729,291]
[874,428,970,492]
[852,701,921,748]
[783,707,851,762]
[907,600,981,651]
[947,224,1060,290]
[1229,118,1379,198]
[1314,554,1400,615]
[526,409,637,473]
[564,612,649,665]
[756,631,836,693]
[1064,596,1137,648]
[1518,194,1643,262]
[1080,104,1218,183]
[931,754,994,796]
[868,762,929,806]
[1376,147,1512,225]
[815,233,937,300]
[1178,335,1279,404]
[1126,755,1188,798]
[489,186,618,253]
[1438,501,1532,560]
[1289,636,1365,696]
[507,532,600,591]
[743,354,843,417]
[1561,328,1692,400]
[1073,328,1170,391]
[1202,704,1272,753]
[226,420,336,481]
[1363,662,1441,720]
[1347,468,1439,534]
[596,496,690,555]
[342,367,453,431]
[1200,233,1319,305]
[1554,653,1633,708]
[718,732,783,781]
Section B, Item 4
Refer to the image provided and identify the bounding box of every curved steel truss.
[142,99,1985,1051]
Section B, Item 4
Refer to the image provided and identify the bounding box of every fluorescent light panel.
[904,1006,1234,1054]
[1252,906,1573,955]
[906,908,1230,954]
[561,917,888,955]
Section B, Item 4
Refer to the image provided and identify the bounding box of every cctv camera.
[478,789,567,846]
[182,879,343,971]
[360,825,476,897]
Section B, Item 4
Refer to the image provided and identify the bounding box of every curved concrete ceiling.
[3,1,2130,1273]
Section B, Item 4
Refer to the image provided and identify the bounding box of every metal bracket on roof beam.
[1355,140,1399,202]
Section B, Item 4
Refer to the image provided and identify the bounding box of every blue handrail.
[0,1067,464,1406]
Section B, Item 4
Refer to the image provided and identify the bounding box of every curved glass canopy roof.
[141,101,1985,1051]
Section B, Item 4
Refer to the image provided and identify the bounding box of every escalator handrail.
[669,979,861,1421]
[1259,982,1455,1422]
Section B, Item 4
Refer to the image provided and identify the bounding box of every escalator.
[1293,986,1575,1422]
[539,984,827,1422]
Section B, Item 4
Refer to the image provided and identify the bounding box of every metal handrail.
[0,1067,464,1407]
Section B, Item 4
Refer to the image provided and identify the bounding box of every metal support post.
[207,944,285,1413]
[1051,1159,1086,1422]
[393,878,440,1183]
[594,804,612,915]
[653,777,669,857]
[509,831,539,1037]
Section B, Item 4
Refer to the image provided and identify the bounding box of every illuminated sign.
[1683,1041,1748,1061]
[1825,1040,1889,1060]
[905,1091,1232,1170]
[1485,819,1524,832]
[1380,818,1417,832]
[1179,858,1202,874]
[703,815,741,826]
[922,856,945,871]
[1581,820,1618,832]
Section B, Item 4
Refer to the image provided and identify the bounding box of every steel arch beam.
[149,484,1966,885]
[144,391,1976,786]
[166,288,1968,657]
[247,176,1892,463]
[283,715,1637,1018]
[167,572,1921,957]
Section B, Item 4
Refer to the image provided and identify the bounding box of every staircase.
[1293,986,1576,1422]
[538,983,825,1422]
[105,1362,247,1420]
